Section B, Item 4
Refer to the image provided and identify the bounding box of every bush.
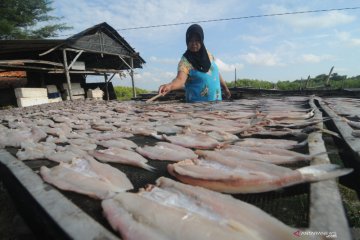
[114,86,149,100]
[226,74,360,90]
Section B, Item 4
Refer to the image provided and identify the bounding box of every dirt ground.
[0,181,36,240]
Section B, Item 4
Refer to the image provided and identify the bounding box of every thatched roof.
[0,22,145,73]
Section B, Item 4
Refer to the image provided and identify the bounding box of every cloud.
[215,58,244,72]
[336,31,360,46]
[260,4,356,29]
[301,54,334,63]
[240,51,282,66]
[52,0,237,40]
[239,34,273,44]
[350,38,360,46]
[149,56,179,65]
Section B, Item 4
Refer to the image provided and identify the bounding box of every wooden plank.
[0,64,63,71]
[316,97,360,157]
[0,149,119,240]
[0,59,63,67]
[308,96,352,239]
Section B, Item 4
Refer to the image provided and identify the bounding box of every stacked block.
[47,85,62,103]
[15,88,49,107]
[87,87,104,100]
[62,83,85,100]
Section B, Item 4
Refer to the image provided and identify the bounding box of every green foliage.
[227,73,360,90]
[114,86,149,101]
[0,0,71,39]
[227,79,275,89]
[276,81,302,90]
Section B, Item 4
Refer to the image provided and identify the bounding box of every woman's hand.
[158,83,172,96]
[223,87,231,99]
[219,73,231,99]
[158,71,187,96]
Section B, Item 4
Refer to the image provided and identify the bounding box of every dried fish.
[97,139,138,150]
[200,147,326,164]
[40,157,133,199]
[163,132,221,149]
[261,109,315,121]
[102,177,304,240]
[136,142,197,161]
[90,148,155,171]
[352,130,360,137]
[168,158,352,193]
[0,127,47,148]
[88,131,134,140]
[16,142,56,161]
[234,138,307,149]
[343,117,360,129]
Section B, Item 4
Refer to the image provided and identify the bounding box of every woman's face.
[187,35,201,52]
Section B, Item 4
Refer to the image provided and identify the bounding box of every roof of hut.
[0,22,145,73]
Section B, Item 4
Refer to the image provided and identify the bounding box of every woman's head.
[186,24,204,53]
[183,24,211,72]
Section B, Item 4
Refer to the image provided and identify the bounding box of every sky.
[50,0,360,91]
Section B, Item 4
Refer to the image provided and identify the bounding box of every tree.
[330,73,347,82]
[0,0,71,39]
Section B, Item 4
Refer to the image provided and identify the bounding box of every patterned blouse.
[177,52,222,102]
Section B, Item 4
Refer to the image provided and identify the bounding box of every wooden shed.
[0,22,145,105]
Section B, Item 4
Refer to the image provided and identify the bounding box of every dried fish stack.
[0,96,355,239]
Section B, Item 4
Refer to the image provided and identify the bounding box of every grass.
[339,184,360,227]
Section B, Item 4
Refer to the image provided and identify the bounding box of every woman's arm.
[219,73,231,99]
[158,71,187,96]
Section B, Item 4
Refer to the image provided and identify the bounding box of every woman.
[158,24,231,102]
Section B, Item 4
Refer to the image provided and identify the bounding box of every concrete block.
[87,88,104,98]
[46,85,59,94]
[48,92,61,99]
[17,97,49,107]
[64,95,85,100]
[48,97,62,103]
[14,88,47,98]
[63,88,85,96]
[62,83,81,90]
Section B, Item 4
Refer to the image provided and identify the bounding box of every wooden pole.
[104,73,109,101]
[234,68,237,87]
[62,49,73,101]
[102,73,116,101]
[305,75,311,89]
[130,57,136,98]
[325,66,334,88]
